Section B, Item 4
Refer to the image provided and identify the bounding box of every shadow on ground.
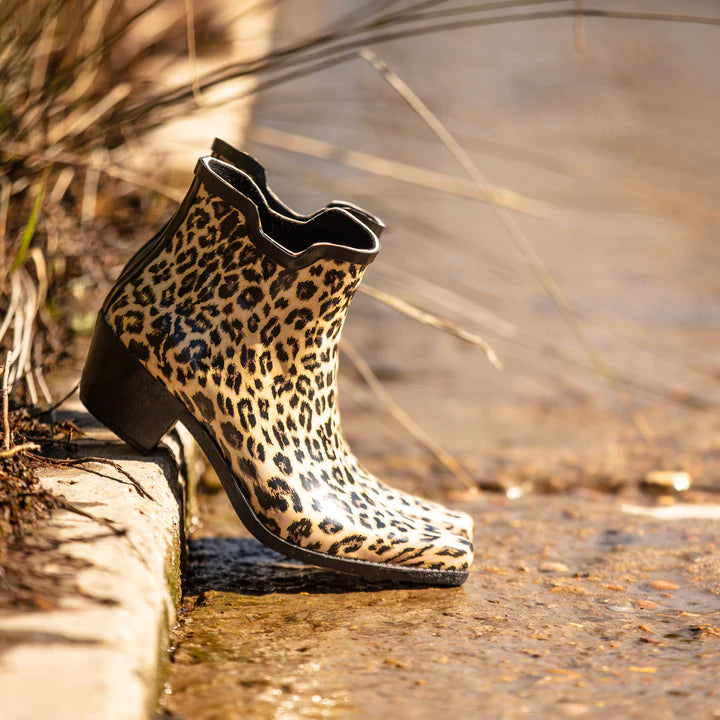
[186,537,436,596]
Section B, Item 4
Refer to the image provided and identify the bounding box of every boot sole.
[80,313,469,588]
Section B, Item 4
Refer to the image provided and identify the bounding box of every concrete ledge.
[0,408,198,720]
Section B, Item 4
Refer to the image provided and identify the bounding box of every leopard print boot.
[80,156,473,585]
[210,138,474,542]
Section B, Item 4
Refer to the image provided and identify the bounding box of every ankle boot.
[210,138,474,541]
[108,140,473,542]
[80,157,473,585]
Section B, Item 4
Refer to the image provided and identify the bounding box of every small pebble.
[540,561,570,573]
[550,585,587,595]
[649,580,680,591]
[635,599,659,610]
[483,565,508,575]
[558,702,589,717]
[641,470,692,494]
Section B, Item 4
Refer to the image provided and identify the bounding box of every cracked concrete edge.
[0,406,203,720]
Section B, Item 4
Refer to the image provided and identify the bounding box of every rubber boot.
[80,156,473,585]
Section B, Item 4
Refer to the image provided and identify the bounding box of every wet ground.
[158,1,720,718]
[160,487,720,720]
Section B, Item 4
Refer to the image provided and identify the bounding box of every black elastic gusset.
[211,137,308,221]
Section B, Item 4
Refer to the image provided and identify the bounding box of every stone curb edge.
[0,408,201,720]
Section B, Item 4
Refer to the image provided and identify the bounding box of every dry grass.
[2,0,197,399]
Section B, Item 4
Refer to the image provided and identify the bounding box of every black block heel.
[80,313,184,453]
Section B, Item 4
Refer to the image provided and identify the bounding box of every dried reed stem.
[81,163,100,228]
[0,442,40,459]
[248,125,552,218]
[574,0,585,51]
[372,263,518,339]
[360,48,654,441]
[184,0,203,105]
[1,354,10,450]
[359,283,502,370]
[0,177,9,285]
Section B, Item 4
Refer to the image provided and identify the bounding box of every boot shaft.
[104,157,379,401]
